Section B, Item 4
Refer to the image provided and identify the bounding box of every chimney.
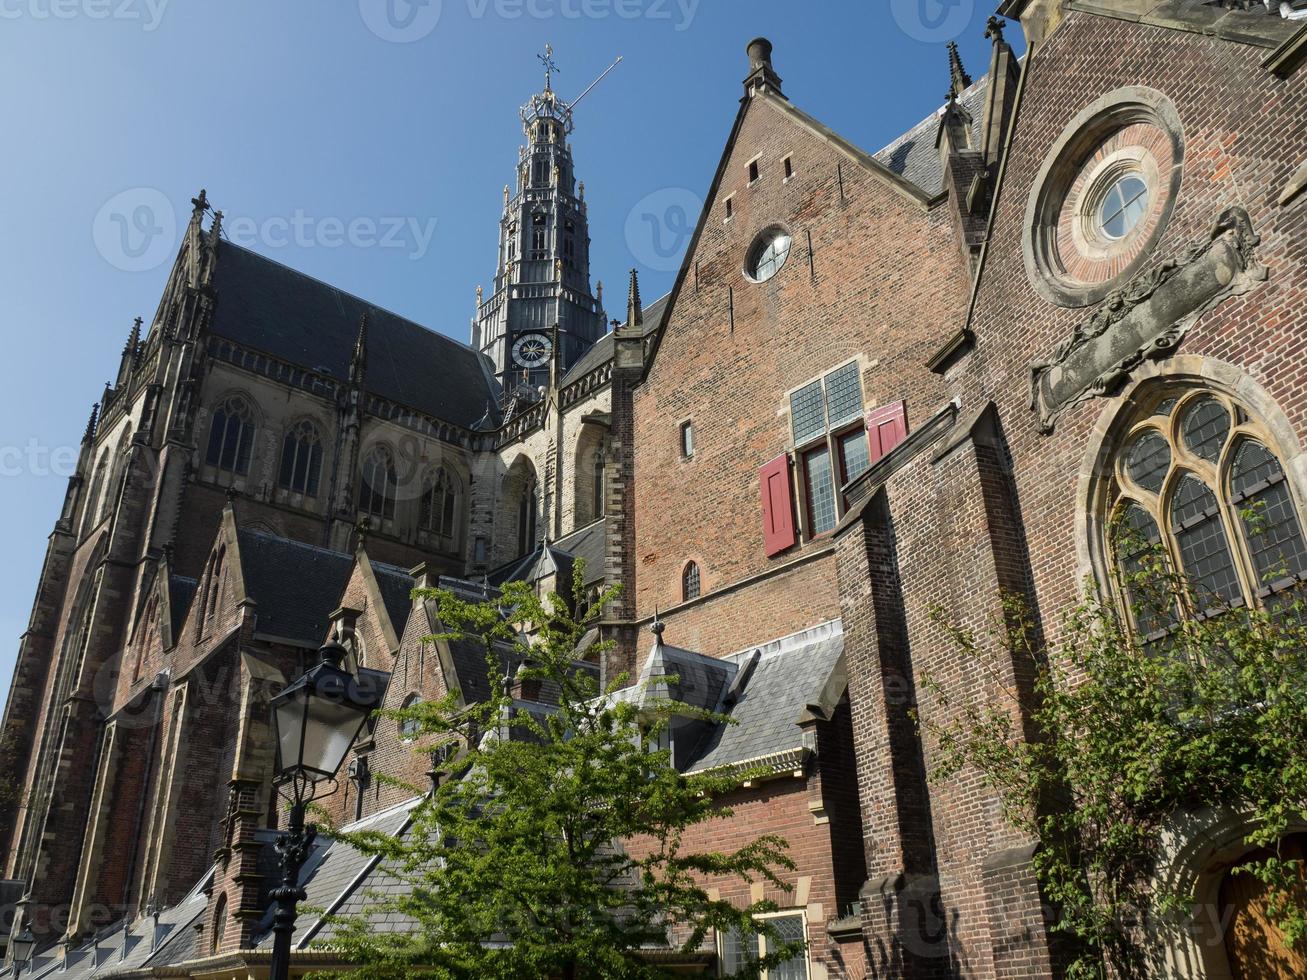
[744,37,784,98]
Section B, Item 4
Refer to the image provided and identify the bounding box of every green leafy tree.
[918,512,1307,979]
[321,567,800,980]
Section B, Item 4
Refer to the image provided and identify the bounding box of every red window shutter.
[866,401,908,464]
[759,454,797,557]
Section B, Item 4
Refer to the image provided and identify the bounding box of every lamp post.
[267,641,385,980]
[9,927,34,977]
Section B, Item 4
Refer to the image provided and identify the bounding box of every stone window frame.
[204,393,258,479]
[1024,86,1185,308]
[679,419,695,459]
[277,417,325,499]
[1078,358,1307,634]
[419,465,461,543]
[398,693,423,743]
[359,443,400,527]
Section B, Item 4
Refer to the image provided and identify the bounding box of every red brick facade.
[5,6,1307,977]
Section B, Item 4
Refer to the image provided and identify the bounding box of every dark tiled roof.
[561,293,670,386]
[236,529,355,645]
[371,560,416,638]
[211,241,497,428]
[168,575,198,633]
[554,519,607,587]
[873,77,989,197]
[680,622,845,773]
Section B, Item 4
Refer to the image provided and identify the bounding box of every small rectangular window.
[784,156,794,180]
[748,160,760,183]
[725,197,734,220]
[680,420,695,458]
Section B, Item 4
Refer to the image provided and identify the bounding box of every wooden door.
[1220,834,1307,979]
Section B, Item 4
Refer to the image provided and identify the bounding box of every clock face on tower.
[511,332,553,369]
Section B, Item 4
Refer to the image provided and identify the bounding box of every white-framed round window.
[1099,174,1150,240]
[746,227,792,283]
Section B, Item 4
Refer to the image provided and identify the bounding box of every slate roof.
[248,798,421,949]
[682,621,844,773]
[210,240,498,429]
[23,872,210,980]
[370,559,416,638]
[872,77,989,198]
[236,529,355,645]
[561,293,671,386]
[488,518,609,593]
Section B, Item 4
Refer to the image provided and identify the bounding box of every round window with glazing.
[746,227,792,283]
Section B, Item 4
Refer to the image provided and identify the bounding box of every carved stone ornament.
[1028,206,1268,433]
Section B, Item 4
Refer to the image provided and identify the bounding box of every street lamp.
[267,641,386,980]
[9,927,35,976]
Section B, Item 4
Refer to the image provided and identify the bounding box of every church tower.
[472,47,608,400]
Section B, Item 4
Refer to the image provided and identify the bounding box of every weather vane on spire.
[539,43,560,92]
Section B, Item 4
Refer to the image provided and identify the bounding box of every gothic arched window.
[360,446,398,521]
[421,468,459,538]
[1105,390,1307,635]
[517,477,539,557]
[210,893,227,956]
[399,694,423,742]
[206,396,255,476]
[683,562,701,602]
[82,455,109,535]
[592,452,606,520]
[279,420,323,496]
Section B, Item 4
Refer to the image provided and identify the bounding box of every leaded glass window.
[803,446,837,536]
[1106,389,1307,632]
[360,446,397,521]
[682,562,701,601]
[788,361,867,537]
[206,396,254,475]
[278,420,323,496]
[1170,474,1242,610]
[1231,440,1307,592]
[420,468,458,538]
[718,914,808,979]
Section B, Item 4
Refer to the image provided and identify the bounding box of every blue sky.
[0,0,1018,696]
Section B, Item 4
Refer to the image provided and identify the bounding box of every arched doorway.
[1219,834,1307,979]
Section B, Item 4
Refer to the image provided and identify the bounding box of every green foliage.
[918,518,1307,979]
[317,564,799,980]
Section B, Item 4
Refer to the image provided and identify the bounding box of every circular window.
[1099,174,1149,240]
[1024,88,1184,308]
[746,228,792,283]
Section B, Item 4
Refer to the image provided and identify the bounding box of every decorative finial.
[476,284,484,307]
[84,402,100,443]
[985,16,1006,42]
[357,516,371,550]
[650,608,665,645]
[947,41,972,99]
[539,43,559,92]
[190,189,209,219]
[209,209,224,244]
[596,280,603,306]
[123,317,142,356]
[503,184,511,206]
[225,485,240,503]
[350,313,369,385]
[578,180,585,201]
[626,268,643,328]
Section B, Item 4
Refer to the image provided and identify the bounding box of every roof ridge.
[217,239,478,356]
[237,527,354,562]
